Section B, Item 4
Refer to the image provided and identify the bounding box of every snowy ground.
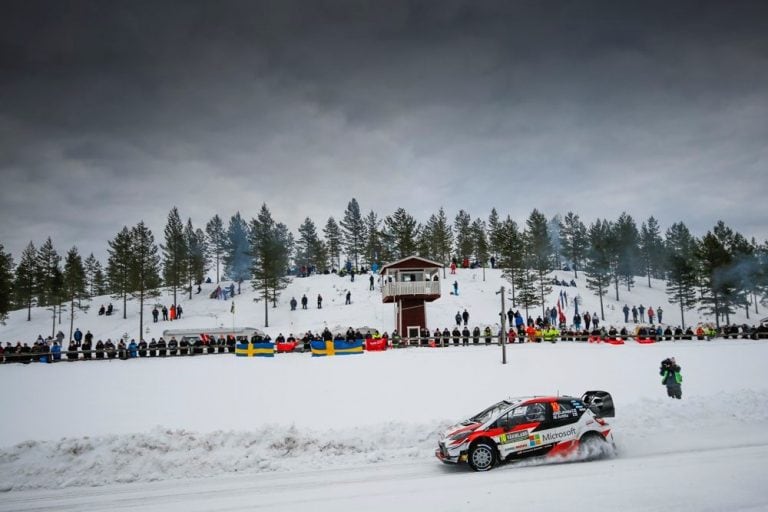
[1,270,767,510]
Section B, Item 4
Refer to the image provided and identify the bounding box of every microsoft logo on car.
[529,434,541,447]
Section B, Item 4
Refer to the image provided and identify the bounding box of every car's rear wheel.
[578,432,611,461]
[468,440,496,471]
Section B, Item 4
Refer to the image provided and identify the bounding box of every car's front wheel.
[468,440,497,471]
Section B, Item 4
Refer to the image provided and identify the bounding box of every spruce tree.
[63,247,88,342]
[129,221,161,342]
[184,219,207,300]
[560,212,588,279]
[385,208,420,260]
[584,220,613,321]
[162,207,188,306]
[340,198,365,270]
[36,237,63,331]
[548,214,564,272]
[0,242,14,325]
[487,208,503,262]
[249,204,291,326]
[363,211,384,266]
[14,242,37,321]
[205,214,226,283]
[525,209,553,319]
[453,210,473,263]
[92,261,107,296]
[223,212,252,293]
[471,218,489,265]
[296,217,327,272]
[83,253,99,298]
[665,222,699,329]
[323,217,342,271]
[433,207,454,273]
[107,227,133,319]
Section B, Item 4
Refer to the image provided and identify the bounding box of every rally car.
[436,391,615,471]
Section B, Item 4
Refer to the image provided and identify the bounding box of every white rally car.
[436,391,615,471]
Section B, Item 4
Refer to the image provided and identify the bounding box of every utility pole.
[496,286,507,365]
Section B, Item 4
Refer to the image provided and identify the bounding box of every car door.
[492,403,550,460]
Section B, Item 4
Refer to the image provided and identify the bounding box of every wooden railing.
[381,280,441,299]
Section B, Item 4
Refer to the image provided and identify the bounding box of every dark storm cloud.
[1,0,767,261]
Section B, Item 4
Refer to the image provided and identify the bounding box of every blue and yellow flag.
[310,339,364,357]
[235,342,275,357]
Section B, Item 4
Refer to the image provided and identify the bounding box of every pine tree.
[223,212,251,293]
[385,208,420,260]
[525,209,553,319]
[418,215,435,260]
[63,246,88,343]
[129,221,161,342]
[560,212,589,279]
[433,207,454,273]
[340,198,365,270]
[665,222,699,329]
[471,218,489,265]
[639,216,665,287]
[36,237,63,332]
[513,256,539,321]
[107,227,132,319]
[499,216,524,307]
[14,242,37,321]
[362,211,384,266]
[249,204,291,327]
[453,210,473,263]
[92,261,107,296]
[584,219,613,321]
[296,217,328,272]
[205,214,226,283]
[35,237,61,308]
[613,212,639,292]
[162,207,188,307]
[0,242,14,325]
[323,217,343,271]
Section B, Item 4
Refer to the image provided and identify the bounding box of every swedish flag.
[235,342,275,357]
[310,339,364,357]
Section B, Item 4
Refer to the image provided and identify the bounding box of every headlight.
[449,431,472,444]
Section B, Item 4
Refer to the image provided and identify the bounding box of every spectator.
[638,304,646,323]
[461,326,470,346]
[452,281,459,295]
[317,294,323,309]
[462,309,469,326]
[345,291,351,305]
[369,274,374,290]
[592,312,600,329]
[450,261,456,274]
[176,304,183,319]
[657,307,664,324]
[623,304,630,323]
[290,297,297,311]
[162,305,169,321]
[584,312,592,331]
[472,326,480,344]
[152,307,159,323]
[106,303,114,316]
[455,311,462,325]
[647,306,655,324]
[98,304,105,316]
[128,340,138,358]
[301,294,308,309]
[632,306,638,323]
[66,342,78,361]
[73,328,83,347]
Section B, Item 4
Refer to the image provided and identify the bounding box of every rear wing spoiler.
[582,390,615,418]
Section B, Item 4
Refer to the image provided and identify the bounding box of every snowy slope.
[0,268,755,346]
[1,270,767,511]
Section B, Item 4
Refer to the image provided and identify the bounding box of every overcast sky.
[1,0,766,262]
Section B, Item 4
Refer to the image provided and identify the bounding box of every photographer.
[660,357,683,399]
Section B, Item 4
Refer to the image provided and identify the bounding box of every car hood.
[441,421,482,440]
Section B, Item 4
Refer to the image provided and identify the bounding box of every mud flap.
[582,390,615,418]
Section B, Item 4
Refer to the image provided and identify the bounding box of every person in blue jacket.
[73,328,83,347]
[128,339,138,358]
[50,342,62,362]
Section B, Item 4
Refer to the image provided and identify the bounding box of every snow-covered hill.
[0,268,756,345]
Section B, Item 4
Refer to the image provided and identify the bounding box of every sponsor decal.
[553,409,578,420]
[541,427,577,442]
[529,434,542,447]
[500,431,529,444]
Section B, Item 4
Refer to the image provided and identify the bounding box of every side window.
[551,401,581,425]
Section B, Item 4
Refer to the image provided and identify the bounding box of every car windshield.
[466,401,511,424]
